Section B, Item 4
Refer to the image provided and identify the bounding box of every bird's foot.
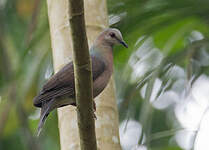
[93,112,97,120]
[93,101,97,120]
[93,101,96,112]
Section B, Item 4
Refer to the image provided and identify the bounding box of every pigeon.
[33,28,128,136]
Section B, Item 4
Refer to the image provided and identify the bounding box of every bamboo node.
[69,11,84,20]
[77,63,91,71]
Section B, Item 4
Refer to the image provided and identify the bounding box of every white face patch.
[98,28,125,46]
[110,28,123,42]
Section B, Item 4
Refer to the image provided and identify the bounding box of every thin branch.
[68,0,97,150]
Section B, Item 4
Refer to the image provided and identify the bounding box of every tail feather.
[36,97,75,136]
[37,111,49,136]
[36,100,55,136]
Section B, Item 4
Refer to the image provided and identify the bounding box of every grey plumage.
[33,28,127,136]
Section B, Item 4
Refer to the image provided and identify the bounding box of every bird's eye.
[109,32,115,38]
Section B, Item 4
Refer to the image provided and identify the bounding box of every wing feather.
[33,56,106,107]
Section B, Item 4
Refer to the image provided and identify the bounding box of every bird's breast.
[91,47,113,98]
[92,54,113,98]
[93,67,112,98]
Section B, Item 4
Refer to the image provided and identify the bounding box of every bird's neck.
[91,43,114,72]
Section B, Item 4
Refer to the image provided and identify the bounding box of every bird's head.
[99,28,128,48]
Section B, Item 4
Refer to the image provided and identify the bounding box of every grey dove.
[33,28,128,136]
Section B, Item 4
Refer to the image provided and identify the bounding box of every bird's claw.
[93,101,97,120]
[93,101,96,112]
[93,112,97,120]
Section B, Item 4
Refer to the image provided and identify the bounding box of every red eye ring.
[109,32,115,37]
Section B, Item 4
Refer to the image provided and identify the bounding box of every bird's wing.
[33,56,106,107]
[42,62,74,93]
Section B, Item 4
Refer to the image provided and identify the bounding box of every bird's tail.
[37,110,49,136]
[36,98,74,136]
[36,100,55,136]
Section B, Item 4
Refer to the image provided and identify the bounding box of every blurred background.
[1,0,209,149]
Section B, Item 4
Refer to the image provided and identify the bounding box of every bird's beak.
[120,40,128,48]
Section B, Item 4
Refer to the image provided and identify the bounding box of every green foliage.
[1,0,209,149]
[109,0,209,149]
[0,0,58,149]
